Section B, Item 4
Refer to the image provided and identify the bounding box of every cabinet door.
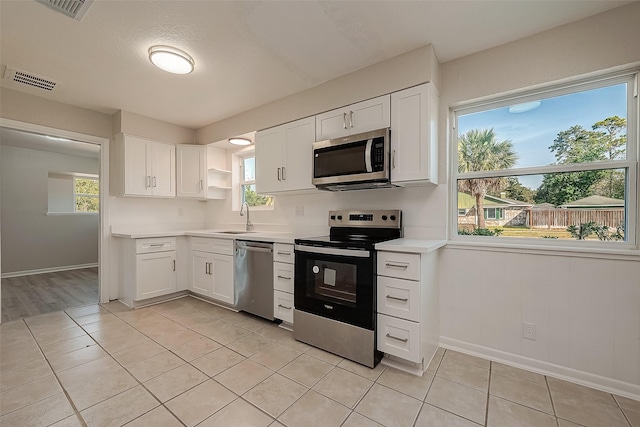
[211,254,234,305]
[136,251,177,300]
[191,251,213,297]
[348,95,390,135]
[255,126,284,194]
[315,107,350,140]
[151,142,176,197]
[177,145,206,198]
[391,84,438,185]
[124,136,151,196]
[282,117,315,192]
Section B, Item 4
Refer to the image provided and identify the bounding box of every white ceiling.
[0,0,632,131]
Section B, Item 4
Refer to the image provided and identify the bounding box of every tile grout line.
[485,361,492,427]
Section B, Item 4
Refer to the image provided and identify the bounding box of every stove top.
[295,209,402,250]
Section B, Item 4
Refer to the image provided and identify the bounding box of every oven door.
[294,245,375,330]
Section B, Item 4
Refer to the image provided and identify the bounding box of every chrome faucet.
[240,202,253,231]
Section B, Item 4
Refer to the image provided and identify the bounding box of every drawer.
[135,237,177,254]
[190,237,234,255]
[377,276,420,322]
[273,243,294,264]
[274,290,294,323]
[377,251,420,281]
[377,314,421,364]
[274,262,294,294]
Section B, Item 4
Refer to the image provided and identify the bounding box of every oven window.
[314,141,367,177]
[311,261,357,306]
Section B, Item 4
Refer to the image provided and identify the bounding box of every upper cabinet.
[390,83,439,186]
[315,95,390,141]
[113,134,176,197]
[176,145,206,198]
[255,116,315,194]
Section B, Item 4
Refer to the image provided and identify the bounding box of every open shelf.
[208,167,232,175]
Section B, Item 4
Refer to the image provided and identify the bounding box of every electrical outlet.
[523,322,537,340]
[178,208,184,216]
[295,205,304,216]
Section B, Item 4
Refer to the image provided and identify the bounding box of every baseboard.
[1,263,98,279]
[440,336,640,401]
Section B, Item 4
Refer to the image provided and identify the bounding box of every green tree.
[458,129,518,228]
[243,185,273,207]
[75,178,99,212]
[490,177,536,202]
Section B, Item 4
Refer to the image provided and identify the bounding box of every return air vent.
[36,0,95,20]
[3,68,58,92]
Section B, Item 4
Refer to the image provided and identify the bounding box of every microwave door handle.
[364,138,373,173]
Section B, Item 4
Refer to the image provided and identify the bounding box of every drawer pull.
[385,262,409,269]
[277,275,292,280]
[386,295,408,302]
[278,304,292,310]
[149,243,165,247]
[277,251,292,256]
[386,333,408,343]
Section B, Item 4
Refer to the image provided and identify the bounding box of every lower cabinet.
[119,237,178,307]
[189,238,235,306]
[273,243,294,324]
[273,289,294,324]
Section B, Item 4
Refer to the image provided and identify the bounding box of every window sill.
[445,238,640,261]
[46,212,99,216]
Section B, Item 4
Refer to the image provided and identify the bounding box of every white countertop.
[111,229,296,244]
[375,238,446,253]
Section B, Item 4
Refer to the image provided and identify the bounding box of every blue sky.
[457,83,627,188]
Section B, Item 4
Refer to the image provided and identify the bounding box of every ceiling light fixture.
[228,137,252,146]
[148,45,194,75]
[508,101,541,113]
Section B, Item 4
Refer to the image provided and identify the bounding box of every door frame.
[0,118,111,313]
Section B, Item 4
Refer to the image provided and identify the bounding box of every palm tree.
[458,129,517,229]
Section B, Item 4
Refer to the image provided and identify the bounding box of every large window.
[239,154,274,208]
[452,73,637,246]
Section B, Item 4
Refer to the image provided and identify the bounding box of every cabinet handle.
[278,304,292,310]
[342,112,347,129]
[392,150,396,169]
[349,111,353,128]
[386,333,408,343]
[282,166,286,180]
[277,275,292,280]
[277,167,281,181]
[173,260,176,271]
[200,179,203,190]
[146,176,151,188]
[385,262,409,270]
[277,251,292,256]
[386,295,408,302]
[205,262,210,275]
[152,176,157,187]
[149,244,164,247]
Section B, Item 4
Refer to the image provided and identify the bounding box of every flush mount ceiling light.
[148,45,194,75]
[229,137,252,146]
[508,101,541,113]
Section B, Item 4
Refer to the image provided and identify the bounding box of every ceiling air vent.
[3,68,58,92]
[36,0,95,21]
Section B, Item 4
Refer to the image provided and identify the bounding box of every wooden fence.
[529,209,624,229]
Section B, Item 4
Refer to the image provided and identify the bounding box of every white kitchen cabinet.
[114,133,176,197]
[376,249,440,374]
[315,95,390,141]
[206,146,232,200]
[119,237,179,307]
[176,144,206,198]
[189,237,235,306]
[390,83,439,186]
[272,243,294,325]
[255,116,315,194]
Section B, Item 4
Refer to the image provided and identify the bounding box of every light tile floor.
[1,296,638,427]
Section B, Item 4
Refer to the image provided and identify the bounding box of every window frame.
[73,175,100,213]
[450,71,638,250]
[238,150,274,211]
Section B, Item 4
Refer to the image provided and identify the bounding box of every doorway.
[0,120,110,323]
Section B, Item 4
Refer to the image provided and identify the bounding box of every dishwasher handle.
[235,241,273,253]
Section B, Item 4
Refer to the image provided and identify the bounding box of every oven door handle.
[294,244,370,258]
[364,138,373,173]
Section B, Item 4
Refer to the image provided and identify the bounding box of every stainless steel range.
[293,209,402,368]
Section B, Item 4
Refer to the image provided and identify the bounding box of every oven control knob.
[390,215,396,221]
[330,215,336,220]
[337,215,343,220]
[381,215,388,220]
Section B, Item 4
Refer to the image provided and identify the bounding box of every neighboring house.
[558,195,625,209]
[457,192,533,227]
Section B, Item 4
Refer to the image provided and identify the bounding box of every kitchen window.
[451,72,638,247]
[239,153,274,209]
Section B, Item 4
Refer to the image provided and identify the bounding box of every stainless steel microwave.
[312,128,393,191]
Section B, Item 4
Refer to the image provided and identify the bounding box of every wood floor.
[1,267,98,323]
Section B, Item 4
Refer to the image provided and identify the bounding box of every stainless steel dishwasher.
[234,240,274,321]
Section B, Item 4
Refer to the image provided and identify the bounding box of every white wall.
[0,145,99,274]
